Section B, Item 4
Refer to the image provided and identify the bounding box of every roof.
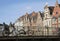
[44,5,48,9]
[38,11,44,17]
[30,12,38,22]
[25,12,29,16]
[0,24,3,26]
[48,6,54,15]
[17,15,25,21]
[58,4,60,7]
[40,12,44,20]
[15,11,44,23]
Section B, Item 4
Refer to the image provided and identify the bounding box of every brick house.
[52,0,60,35]
[52,0,60,28]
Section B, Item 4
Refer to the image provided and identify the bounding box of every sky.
[0,0,60,24]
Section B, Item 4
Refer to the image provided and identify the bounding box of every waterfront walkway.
[0,36,60,39]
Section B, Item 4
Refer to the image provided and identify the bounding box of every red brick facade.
[53,0,60,17]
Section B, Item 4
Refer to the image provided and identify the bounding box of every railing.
[14,26,60,36]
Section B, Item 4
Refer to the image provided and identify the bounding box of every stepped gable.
[19,12,29,21]
[28,11,38,23]
[25,12,30,19]
[32,11,36,16]
[29,11,37,18]
[25,12,29,16]
[48,6,54,15]
[17,15,25,21]
[31,11,37,20]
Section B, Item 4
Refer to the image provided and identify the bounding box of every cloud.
[26,6,32,10]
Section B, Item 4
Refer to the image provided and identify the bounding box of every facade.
[3,23,10,36]
[14,16,25,36]
[14,11,43,36]
[0,24,4,36]
[9,22,17,36]
[43,3,54,35]
[52,0,60,28]
[23,13,30,33]
[43,5,53,27]
[0,0,59,36]
[14,0,60,36]
[43,0,60,35]
[51,0,60,35]
[14,17,24,31]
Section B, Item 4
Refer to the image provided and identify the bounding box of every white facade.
[43,5,52,27]
[14,20,24,31]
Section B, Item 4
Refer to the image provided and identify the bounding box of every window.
[49,21,50,25]
[46,14,47,16]
[53,18,56,21]
[56,12,58,14]
[45,9,47,11]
